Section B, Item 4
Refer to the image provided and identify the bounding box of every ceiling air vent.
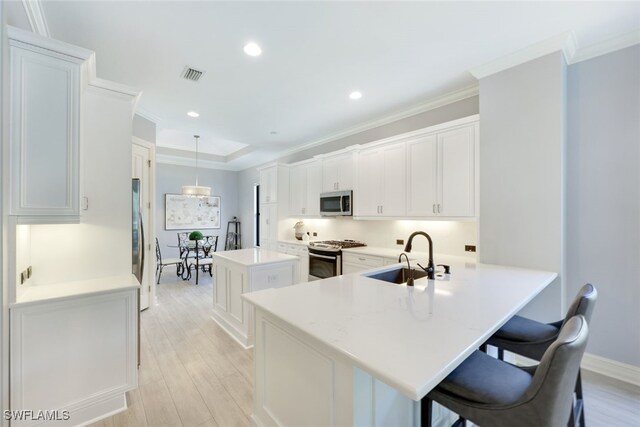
[181,66,205,82]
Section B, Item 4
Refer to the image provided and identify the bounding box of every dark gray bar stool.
[423,315,589,427]
[484,283,597,426]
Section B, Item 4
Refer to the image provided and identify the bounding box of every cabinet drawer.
[277,243,287,253]
[342,253,384,268]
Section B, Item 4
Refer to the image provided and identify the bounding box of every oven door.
[308,250,341,280]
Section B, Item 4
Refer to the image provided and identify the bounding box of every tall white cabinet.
[8,28,92,223]
[289,159,322,217]
[258,164,289,250]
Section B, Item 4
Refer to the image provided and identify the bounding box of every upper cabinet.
[259,166,278,204]
[321,151,356,192]
[289,159,322,217]
[356,141,406,217]
[8,28,92,224]
[406,122,477,218]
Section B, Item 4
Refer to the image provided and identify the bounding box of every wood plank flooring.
[90,274,640,427]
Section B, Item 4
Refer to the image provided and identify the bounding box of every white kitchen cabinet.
[289,160,322,217]
[212,249,298,347]
[406,122,477,218]
[321,151,356,192]
[259,166,278,204]
[277,242,310,283]
[10,277,139,427]
[260,203,278,244]
[8,28,91,223]
[356,141,406,217]
[342,252,385,274]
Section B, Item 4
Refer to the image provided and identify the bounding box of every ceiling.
[6,1,640,170]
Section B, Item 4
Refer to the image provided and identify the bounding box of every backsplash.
[280,217,477,257]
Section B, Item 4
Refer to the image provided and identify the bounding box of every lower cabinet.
[212,253,297,348]
[10,288,138,427]
[342,253,385,274]
[276,242,309,283]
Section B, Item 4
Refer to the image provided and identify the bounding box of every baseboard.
[514,352,640,387]
[581,353,640,387]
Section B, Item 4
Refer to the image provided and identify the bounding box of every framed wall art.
[165,194,221,230]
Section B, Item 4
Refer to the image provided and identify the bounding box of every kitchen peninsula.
[211,248,299,348]
[243,255,557,426]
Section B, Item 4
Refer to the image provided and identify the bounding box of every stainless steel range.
[308,240,366,280]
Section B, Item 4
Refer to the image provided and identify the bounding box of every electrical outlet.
[396,239,404,245]
[27,266,32,278]
[465,245,477,253]
[313,232,318,237]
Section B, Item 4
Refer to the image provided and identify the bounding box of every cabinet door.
[336,155,355,190]
[305,161,322,216]
[289,165,305,216]
[381,142,406,216]
[259,204,270,242]
[259,167,277,204]
[439,125,475,217]
[356,149,382,216]
[406,135,438,217]
[321,157,339,192]
[10,45,81,219]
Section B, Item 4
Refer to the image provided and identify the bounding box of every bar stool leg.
[421,397,432,427]
[497,348,504,360]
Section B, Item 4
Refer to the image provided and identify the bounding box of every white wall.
[0,2,8,419]
[566,45,640,367]
[478,52,566,323]
[26,87,134,285]
[155,163,239,259]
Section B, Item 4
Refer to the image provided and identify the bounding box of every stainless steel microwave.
[320,190,352,216]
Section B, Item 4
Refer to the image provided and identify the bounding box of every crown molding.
[7,25,92,61]
[571,30,640,64]
[22,0,50,37]
[470,31,577,79]
[278,84,479,160]
[135,108,163,125]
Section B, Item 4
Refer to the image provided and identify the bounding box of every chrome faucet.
[404,231,435,280]
[398,253,414,286]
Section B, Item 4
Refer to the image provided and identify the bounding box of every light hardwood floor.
[90,274,639,427]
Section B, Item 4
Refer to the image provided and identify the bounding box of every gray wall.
[238,96,480,248]
[133,114,156,143]
[566,45,640,366]
[1,4,8,417]
[156,163,239,259]
[478,52,566,323]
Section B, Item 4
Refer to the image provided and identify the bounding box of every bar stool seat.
[438,351,532,405]
[494,315,559,343]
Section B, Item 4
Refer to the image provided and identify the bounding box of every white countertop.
[243,255,556,401]
[213,248,299,267]
[12,274,140,308]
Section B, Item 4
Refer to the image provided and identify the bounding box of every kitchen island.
[243,255,557,426]
[211,248,299,348]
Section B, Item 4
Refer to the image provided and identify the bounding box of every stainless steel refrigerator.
[132,178,145,284]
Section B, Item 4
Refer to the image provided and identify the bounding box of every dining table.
[168,238,214,285]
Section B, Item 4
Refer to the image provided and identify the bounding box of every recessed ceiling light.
[270,131,278,135]
[187,111,200,118]
[349,91,363,100]
[243,42,262,57]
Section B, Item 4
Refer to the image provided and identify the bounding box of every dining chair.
[155,238,184,284]
[423,315,589,427]
[483,283,597,426]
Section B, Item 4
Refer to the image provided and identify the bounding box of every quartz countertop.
[243,255,556,401]
[213,248,299,267]
[12,274,140,308]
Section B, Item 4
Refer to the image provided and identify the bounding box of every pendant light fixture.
[182,135,211,197]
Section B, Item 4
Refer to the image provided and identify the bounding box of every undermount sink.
[365,267,428,285]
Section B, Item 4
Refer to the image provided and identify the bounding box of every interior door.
[132,143,151,310]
